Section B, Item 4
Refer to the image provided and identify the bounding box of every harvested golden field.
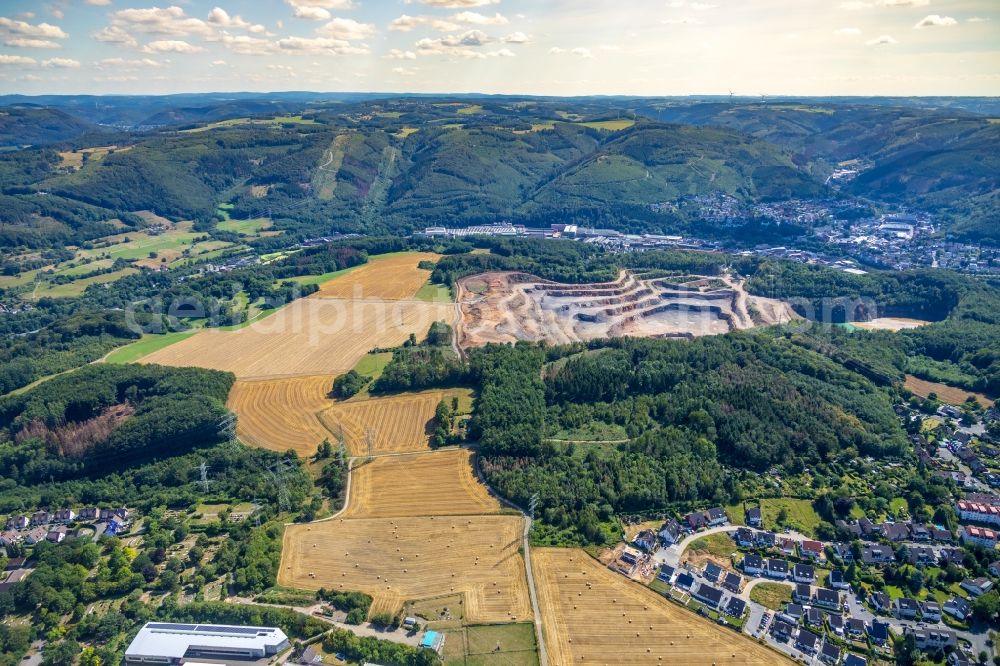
[533,548,793,666]
[140,297,453,379]
[341,450,501,518]
[279,514,531,624]
[227,375,335,456]
[312,252,441,300]
[319,390,458,456]
[905,374,993,408]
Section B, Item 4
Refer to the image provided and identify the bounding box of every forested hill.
[0,106,99,147]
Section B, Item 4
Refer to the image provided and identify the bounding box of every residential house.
[956,500,1000,526]
[903,627,956,651]
[724,597,747,619]
[908,545,936,566]
[657,565,675,584]
[960,577,994,597]
[692,583,723,609]
[858,517,876,538]
[722,571,742,594]
[908,523,931,541]
[820,642,841,666]
[46,527,66,544]
[867,620,890,646]
[829,542,854,562]
[881,523,909,542]
[961,525,998,548]
[893,597,920,620]
[79,507,100,521]
[684,511,707,531]
[843,655,867,666]
[614,547,641,575]
[943,597,971,621]
[53,509,75,524]
[30,511,50,526]
[948,652,973,666]
[836,520,863,538]
[741,553,763,576]
[0,531,20,547]
[794,583,812,604]
[674,572,695,591]
[799,540,824,560]
[778,539,796,557]
[734,527,754,547]
[703,562,723,584]
[922,601,942,622]
[930,527,953,543]
[765,558,788,579]
[5,516,28,530]
[746,506,762,528]
[754,531,777,549]
[814,588,841,611]
[846,618,865,638]
[988,561,1000,577]
[805,607,824,628]
[861,544,894,566]
[24,527,47,545]
[793,563,815,584]
[828,570,850,590]
[705,507,728,527]
[795,629,820,655]
[771,620,794,641]
[827,614,844,636]
[939,547,965,566]
[781,603,804,623]
[658,519,683,546]
[868,591,890,614]
[633,529,658,552]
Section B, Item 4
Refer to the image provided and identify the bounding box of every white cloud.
[502,31,529,43]
[42,57,79,67]
[550,46,593,58]
[392,66,418,75]
[292,6,331,20]
[143,39,206,53]
[690,2,716,9]
[389,15,460,32]
[385,48,417,59]
[276,35,367,55]
[211,59,227,65]
[967,17,989,23]
[105,6,212,39]
[839,1,872,9]
[207,7,250,29]
[834,27,862,36]
[285,0,353,8]
[0,54,36,64]
[866,34,897,45]
[0,16,68,39]
[94,25,138,47]
[219,33,277,55]
[417,0,500,7]
[317,17,375,41]
[661,17,701,25]
[914,14,957,28]
[85,0,112,5]
[880,0,928,6]
[95,57,162,68]
[5,38,61,48]
[452,11,507,25]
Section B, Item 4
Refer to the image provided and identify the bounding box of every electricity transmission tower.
[266,459,295,512]
[364,428,376,462]
[217,412,240,452]
[529,493,540,520]
[199,461,210,494]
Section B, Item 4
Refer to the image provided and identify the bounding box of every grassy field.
[727,498,823,537]
[33,268,139,299]
[685,532,736,559]
[578,119,636,131]
[180,115,318,133]
[281,263,363,287]
[415,280,453,303]
[104,331,198,364]
[457,105,484,115]
[443,623,539,666]
[749,582,792,611]
[217,216,272,235]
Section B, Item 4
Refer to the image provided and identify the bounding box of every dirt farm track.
[533,548,793,665]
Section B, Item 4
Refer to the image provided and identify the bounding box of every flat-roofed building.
[124,622,289,665]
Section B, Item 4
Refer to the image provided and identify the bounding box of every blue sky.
[0,0,998,96]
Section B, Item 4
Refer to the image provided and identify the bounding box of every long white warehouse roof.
[125,622,289,661]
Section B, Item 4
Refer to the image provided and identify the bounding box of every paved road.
[655,524,813,569]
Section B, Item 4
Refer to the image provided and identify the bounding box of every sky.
[0,0,998,96]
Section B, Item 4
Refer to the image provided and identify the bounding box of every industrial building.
[124,622,289,665]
